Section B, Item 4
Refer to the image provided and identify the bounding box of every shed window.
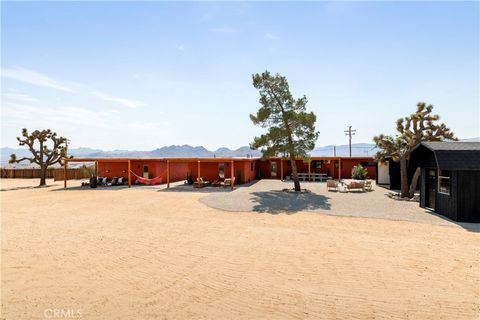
[438,170,450,195]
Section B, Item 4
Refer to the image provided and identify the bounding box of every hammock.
[130,171,164,185]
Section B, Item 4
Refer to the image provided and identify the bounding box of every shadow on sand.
[1,185,53,192]
[249,190,331,214]
[51,185,131,192]
[158,180,261,194]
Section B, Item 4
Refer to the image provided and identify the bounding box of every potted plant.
[351,164,368,180]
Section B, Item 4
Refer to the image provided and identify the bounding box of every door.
[426,169,436,210]
[270,161,277,178]
[143,165,149,179]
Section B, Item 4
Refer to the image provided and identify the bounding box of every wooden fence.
[53,169,91,181]
[1,168,91,181]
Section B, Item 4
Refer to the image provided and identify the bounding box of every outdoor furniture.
[97,177,107,186]
[298,173,308,181]
[313,173,327,182]
[326,179,339,191]
[193,177,209,188]
[346,181,365,192]
[221,177,235,188]
[365,180,373,191]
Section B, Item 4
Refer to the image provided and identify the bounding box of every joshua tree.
[249,71,319,191]
[9,128,70,186]
[374,102,456,198]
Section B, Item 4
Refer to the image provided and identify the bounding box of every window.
[218,163,225,179]
[313,160,322,169]
[438,170,450,195]
[250,162,254,171]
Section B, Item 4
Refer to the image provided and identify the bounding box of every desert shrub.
[351,164,368,180]
[80,164,96,177]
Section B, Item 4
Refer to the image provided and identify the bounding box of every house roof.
[413,141,480,170]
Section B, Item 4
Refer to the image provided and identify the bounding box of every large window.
[438,170,450,195]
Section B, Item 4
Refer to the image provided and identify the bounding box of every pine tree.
[250,71,319,191]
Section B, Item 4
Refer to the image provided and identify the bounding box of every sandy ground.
[1,179,479,320]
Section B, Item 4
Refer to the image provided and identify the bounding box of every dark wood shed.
[409,141,480,222]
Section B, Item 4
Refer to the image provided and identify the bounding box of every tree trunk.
[399,155,409,198]
[289,157,301,192]
[408,167,421,198]
[39,165,47,186]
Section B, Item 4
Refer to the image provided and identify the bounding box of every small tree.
[351,164,368,180]
[249,71,319,191]
[373,103,456,198]
[9,128,70,186]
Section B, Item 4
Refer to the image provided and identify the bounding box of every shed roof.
[413,141,480,170]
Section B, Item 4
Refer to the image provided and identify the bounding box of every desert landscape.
[1,178,479,319]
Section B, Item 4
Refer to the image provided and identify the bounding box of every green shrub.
[351,164,368,180]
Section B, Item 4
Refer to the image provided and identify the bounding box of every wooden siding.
[456,171,480,222]
[435,170,457,221]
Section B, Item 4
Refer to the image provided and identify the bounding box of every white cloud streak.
[92,91,145,109]
[1,67,146,109]
[1,67,74,92]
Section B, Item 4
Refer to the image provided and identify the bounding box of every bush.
[351,164,368,180]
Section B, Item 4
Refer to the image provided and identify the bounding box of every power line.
[344,126,356,158]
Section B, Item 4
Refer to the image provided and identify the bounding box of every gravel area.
[199,179,479,229]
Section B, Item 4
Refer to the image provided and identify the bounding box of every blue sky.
[1,1,479,150]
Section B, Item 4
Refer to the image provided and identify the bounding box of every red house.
[63,156,376,188]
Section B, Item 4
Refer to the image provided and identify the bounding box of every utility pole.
[344,126,356,158]
[333,146,336,157]
[65,139,71,158]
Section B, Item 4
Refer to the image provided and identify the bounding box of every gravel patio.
[199,179,479,230]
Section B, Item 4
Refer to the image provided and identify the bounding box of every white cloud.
[2,101,111,129]
[92,91,145,108]
[1,67,146,110]
[1,67,74,92]
[2,92,39,103]
[210,27,239,33]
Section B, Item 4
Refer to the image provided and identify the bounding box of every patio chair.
[364,180,373,191]
[221,177,235,188]
[193,177,209,188]
[326,179,339,191]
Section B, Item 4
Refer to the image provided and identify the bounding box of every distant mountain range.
[2,138,478,168]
